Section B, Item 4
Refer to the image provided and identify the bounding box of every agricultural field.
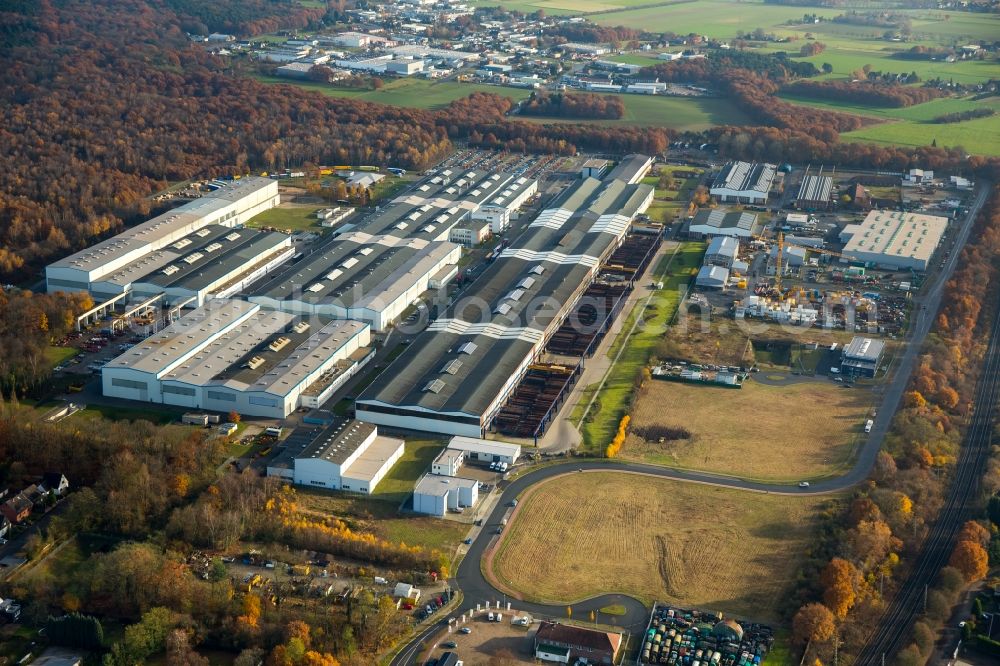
[492,471,829,621]
[245,203,323,232]
[623,379,873,482]
[252,75,532,109]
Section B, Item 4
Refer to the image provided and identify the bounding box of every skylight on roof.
[458,342,478,355]
[441,359,463,375]
[225,232,241,241]
[306,283,325,293]
[424,378,446,393]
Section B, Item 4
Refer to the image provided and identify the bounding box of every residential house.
[42,473,70,497]
[0,492,33,524]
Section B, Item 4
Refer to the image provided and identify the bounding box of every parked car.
[459,627,471,634]
[798,481,810,488]
[442,641,457,649]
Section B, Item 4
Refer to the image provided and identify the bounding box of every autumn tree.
[792,603,835,644]
[820,558,859,618]
[957,520,990,547]
[949,539,988,581]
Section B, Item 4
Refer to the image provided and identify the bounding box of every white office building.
[412,474,479,517]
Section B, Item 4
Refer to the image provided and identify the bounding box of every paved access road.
[391,184,991,665]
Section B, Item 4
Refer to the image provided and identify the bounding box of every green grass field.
[44,345,78,369]
[372,438,446,504]
[576,241,704,451]
[778,94,1000,155]
[522,93,750,130]
[245,204,323,232]
[253,75,532,109]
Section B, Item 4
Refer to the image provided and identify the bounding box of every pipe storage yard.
[356,154,655,438]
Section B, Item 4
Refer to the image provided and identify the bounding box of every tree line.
[932,107,996,124]
[781,79,948,108]
[789,184,1000,664]
[0,289,94,394]
[521,92,625,120]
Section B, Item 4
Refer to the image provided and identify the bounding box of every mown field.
[520,93,751,130]
[492,471,828,621]
[777,95,1000,155]
[252,75,532,109]
[623,379,873,482]
[245,203,323,231]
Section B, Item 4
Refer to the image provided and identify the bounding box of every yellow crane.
[754,230,860,301]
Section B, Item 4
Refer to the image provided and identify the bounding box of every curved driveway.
[391,184,991,665]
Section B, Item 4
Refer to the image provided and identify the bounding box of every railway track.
[856,292,1000,664]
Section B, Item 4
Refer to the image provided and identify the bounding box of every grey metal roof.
[135,228,287,291]
[49,177,275,273]
[605,154,652,184]
[797,174,833,203]
[712,161,775,195]
[843,336,885,362]
[359,331,537,418]
[247,233,456,308]
[706,235,738,257]
[692,210,761,233]
[358,163,654,421]
[298,418,377,466]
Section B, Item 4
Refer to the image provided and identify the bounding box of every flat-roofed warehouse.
[355,169,537,241]
[124,227,293,307]
[102,300,370,418]
[267,419,404,494]
[710,161,775,205]
[839,210,948,271]
[46,177,278,294]
[247,232,460,331]
[356,164,655,437]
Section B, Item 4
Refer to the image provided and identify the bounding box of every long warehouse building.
[102,300,371,418]
[46,177,279,294]
[247,232,461,330]
[356,164,654,436]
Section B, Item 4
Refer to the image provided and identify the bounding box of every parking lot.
[422,608,539,666]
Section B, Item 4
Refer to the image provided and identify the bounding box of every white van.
[864,419,874,433]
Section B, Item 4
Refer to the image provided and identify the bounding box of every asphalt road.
[390,184,992,665]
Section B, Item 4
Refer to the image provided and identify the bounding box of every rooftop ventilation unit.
[269,337,291,352]
[292,321,310,334]
[246,356,266,369]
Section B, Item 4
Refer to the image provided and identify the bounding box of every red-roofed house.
[534,621,622,664]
